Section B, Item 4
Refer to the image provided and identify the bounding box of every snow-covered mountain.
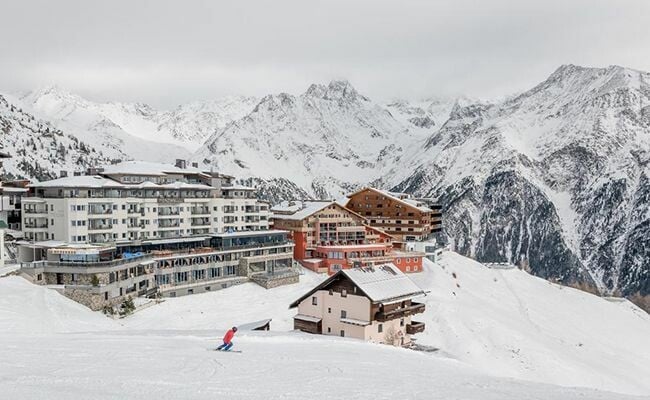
[12,86,258,162]
[0,94,116,180]
[2,65,648,299]
[387,65,650,297]
[192,66,649,298]
[194,80,435,198]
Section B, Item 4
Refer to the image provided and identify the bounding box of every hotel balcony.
[88,222,113,231]
[406,321,425,335]
[158,219,181,228]
[191,218,210,226]
[88,205,113,215]
[23,207,48,215]
[191,207,210,215]
[158,209,180,216]
[23,221,48,229]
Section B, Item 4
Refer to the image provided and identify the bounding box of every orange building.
[271,201,423,274]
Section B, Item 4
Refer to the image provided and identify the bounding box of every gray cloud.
[1,0,649,108]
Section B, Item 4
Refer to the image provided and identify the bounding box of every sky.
[1,0,649,108]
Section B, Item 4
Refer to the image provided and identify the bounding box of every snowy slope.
[2,255,649,399]
[120,253,650,396]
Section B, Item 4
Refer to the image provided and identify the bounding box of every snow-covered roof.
[221,185,255,191]
[29,175,125,188]
[290,263,425,308]
[237,319,272,331]
[293,314,322,323]
[101,161,203,176]
[271,200,335,220]
[341,264,425,302]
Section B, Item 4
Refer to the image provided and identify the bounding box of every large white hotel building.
[21,161,270,244]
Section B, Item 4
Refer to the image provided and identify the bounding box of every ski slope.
[0,252,649,399]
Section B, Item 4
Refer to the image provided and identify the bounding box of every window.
[378,324,383,333]
[328,289,333,296]
[312,296,318,306]
[341,289,347,297]
[104,292,108,301]
[327,327,331,333]
[396,258,401,264]
[340,310,347,318]
[328,307,331,313]
[400,318,405,327]
[406,266,410,272]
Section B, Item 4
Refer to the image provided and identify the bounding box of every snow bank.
[0,276,116,334]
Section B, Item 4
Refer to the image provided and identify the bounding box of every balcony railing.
[88,208,113,215]
[191,208,210,215]
[375,302,425,322]
[88,224,113,231]
[23,223,48,228]
[23,209,48,214]
[406,321,425,334]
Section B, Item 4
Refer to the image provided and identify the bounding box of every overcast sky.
[1,0,649,108]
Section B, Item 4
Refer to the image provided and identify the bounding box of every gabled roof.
[289,263,424,308]
[272,200,367,221]
[346,187,433,213]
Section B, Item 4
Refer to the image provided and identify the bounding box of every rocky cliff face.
[390,65,650,294]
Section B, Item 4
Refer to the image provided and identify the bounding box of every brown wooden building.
[345,187,442,242]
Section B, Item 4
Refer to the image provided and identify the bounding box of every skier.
[216,326,238,351]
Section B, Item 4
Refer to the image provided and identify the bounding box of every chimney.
[191,162,198,168]
[175,159,186,169]
[60,170,68,178]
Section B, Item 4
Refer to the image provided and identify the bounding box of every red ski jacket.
[223,329,235,344]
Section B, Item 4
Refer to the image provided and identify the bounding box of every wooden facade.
[345,188,442,242]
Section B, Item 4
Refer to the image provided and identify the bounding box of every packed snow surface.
[1,252,649,399]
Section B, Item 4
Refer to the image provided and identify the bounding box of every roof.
[271,200,334,220]
[237,319,272,331]
[293,314,322,323]
[340,317,370,326]
[29,175,125,189]
[221,185,255,191]
[100,161,208,177]
[28,175,213,191]
[341,264,425,302]
[290,263,425,308]
[271,200,367,222]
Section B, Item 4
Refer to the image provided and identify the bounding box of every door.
[56,273,63,285]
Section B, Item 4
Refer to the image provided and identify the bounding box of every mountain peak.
[303,79,369,102]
